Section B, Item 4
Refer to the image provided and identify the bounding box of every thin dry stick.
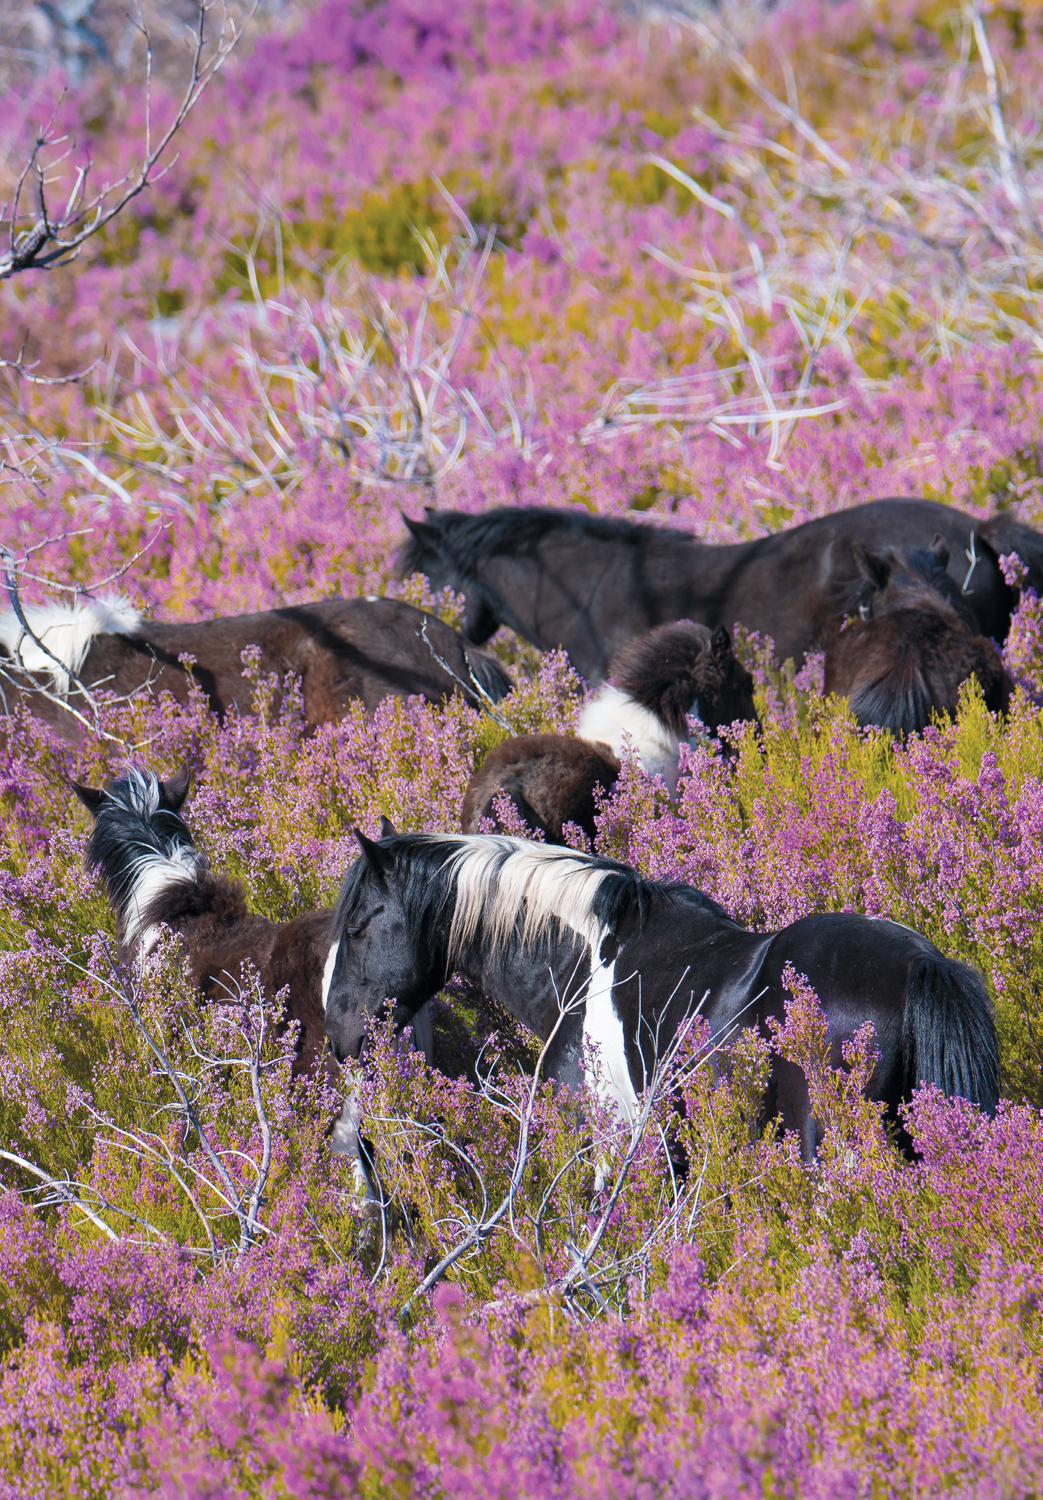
[1,1,258,279]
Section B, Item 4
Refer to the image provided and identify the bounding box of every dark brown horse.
[398,499,1043,682]
[72,767,432,1193]
[462,621,757,843]
[3,594,511,740]
[73,766,333,1077]
[824,538,1014,733]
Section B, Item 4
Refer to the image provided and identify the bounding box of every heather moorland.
[2,0,1043,1493]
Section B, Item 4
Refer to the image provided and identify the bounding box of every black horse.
[322,832,998,1160]
[398,499,1043,682]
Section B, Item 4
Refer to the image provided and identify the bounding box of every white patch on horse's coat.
[445,834,613,959]
[320,938,340,1013]
[123,844,204,953]
[364,595,380,602]
[582,949,637,1120]
[0,594,141,695]
[577,685,684,794]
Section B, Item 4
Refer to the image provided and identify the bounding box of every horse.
[824,537,1014,733]
[461,621,757,843]
[3,594,511,741]
[71,766,433,1089]
[322,831,999,1162]
[397,499,1043,683]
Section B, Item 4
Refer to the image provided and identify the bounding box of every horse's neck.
[638,529,756,609]
[454,929,593,1041]
[577,686,682,792]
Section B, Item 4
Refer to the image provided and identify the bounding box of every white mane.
[577,685,693,795]
[0,594,141,695]
[443,834,640,1121]
[446,834,615,960]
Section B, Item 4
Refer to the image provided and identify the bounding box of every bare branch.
[0,1,257,281]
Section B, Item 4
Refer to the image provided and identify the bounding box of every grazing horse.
[825,537,1014,733]
[3,594,511,741]
[322,832,999,1161]
[461,621,757,843]
[397,499,1043,682]
[72,768,433,1085]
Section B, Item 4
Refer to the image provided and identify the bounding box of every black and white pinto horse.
[74,769,432,1189]
[323,833,998,1161]
[398,499,1043,682]
[1,593,510,741]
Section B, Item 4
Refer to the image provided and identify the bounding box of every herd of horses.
[31,494,1040,1191]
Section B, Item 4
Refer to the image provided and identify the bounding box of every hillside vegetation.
[2,1,1043,1492]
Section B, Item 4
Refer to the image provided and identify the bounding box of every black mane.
[397,506,685,580]
[333,831,731,962]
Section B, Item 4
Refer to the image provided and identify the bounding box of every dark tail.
[462,647,512,706]
[979,514,1043,596]
[903,955,998,1113]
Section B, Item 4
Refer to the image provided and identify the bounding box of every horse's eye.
[345,903,384,940]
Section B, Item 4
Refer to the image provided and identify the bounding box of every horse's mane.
[333,831,728,963]
[398,506,686,579]
[609,620,718,735]
[842,609,1008,734]
[84,769,247,949]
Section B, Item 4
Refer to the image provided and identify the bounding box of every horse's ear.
[71,781,105,818]
[161,762,191,812]
[379,815,398,839]
[355,829,392,884]
[929,533,951,569]
[711,624,732,661]
[852,543,891,591]
[402,514,438,545]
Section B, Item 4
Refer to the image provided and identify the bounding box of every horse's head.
[323,821,447,1063]
[849,535,977,631]
[824,604,1012,735]
[609,621,758,741]
[396,511,502,644]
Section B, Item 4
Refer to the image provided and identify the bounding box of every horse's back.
[461,732,618,841]
[286,596,509,714]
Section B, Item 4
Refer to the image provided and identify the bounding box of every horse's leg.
[406,1000,435,1064]
[772,1057,820,1163]
[330,1068,381,1204]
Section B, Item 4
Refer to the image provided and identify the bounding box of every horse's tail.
[903,954,998,1113]
[462,645,512,706]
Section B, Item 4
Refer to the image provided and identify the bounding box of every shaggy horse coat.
[824,537,1014,733]
[397,498,1042,682]
[73,767,334,1077]
[4,595,511,741]
[323,832,999,1161]
[461,622,757,843]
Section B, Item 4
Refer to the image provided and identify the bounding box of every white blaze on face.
[577,685,684,794]
[320,938,340,1013]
